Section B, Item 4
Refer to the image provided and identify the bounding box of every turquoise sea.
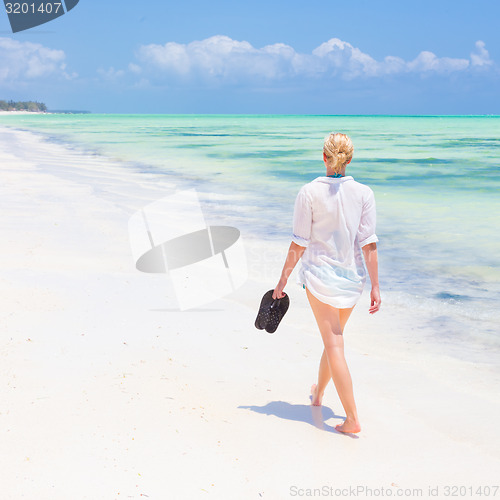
[2,114,499,362]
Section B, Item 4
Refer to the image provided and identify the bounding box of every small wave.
[434,291,472,301]
[385,290,499,324]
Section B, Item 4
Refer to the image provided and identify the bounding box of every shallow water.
[2,113,499,359]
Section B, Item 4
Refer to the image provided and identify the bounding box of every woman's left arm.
[362,242,381,314]
[272,241,306,299]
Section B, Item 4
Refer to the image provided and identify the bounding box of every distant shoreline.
[1,111,499,117]
[0,110,49,115]
[0,110,92,115]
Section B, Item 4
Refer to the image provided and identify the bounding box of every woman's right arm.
[362,242,381,314]
[272,241,306,299]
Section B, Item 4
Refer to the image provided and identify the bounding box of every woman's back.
[292,175,378,308]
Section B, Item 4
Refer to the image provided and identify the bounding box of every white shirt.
[292,176,378,308]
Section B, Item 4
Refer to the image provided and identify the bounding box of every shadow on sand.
[238,400,359,438]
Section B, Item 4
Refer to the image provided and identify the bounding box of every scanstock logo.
[3,0,79,33]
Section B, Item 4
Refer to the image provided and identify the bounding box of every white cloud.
[136,35,301,81]
[470,40,493,67]
[301,37,471,77]
[137,41,190,75]
[0,37,72,83]
[407,51,469,73]
[312,38,379,77]
[381,55,407,75]
[132,35,494,84]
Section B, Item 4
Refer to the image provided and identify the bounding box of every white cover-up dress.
[292,176,378,308]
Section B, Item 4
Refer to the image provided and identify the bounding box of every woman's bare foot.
[335,417,361,434]
[310,384,323,406]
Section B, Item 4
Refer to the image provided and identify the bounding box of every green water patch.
[362,157,453,165]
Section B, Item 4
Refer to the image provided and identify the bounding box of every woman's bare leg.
[311,306,354,406]
[311,349,329,406]
[306,288,360,433]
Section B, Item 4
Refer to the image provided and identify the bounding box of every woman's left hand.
[272,277,287,299]
[368,286,381,314]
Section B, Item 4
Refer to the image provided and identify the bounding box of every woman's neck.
[326,167,347,177]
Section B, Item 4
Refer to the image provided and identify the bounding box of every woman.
[272,133,381,434]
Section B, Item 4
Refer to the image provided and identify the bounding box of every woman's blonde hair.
[323,133,354,174]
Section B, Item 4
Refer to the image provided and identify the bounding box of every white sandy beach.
[0,125,499,499]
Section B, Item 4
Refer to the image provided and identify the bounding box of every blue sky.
[1,0,499,113]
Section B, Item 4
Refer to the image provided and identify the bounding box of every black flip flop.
[254,290,290,334]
